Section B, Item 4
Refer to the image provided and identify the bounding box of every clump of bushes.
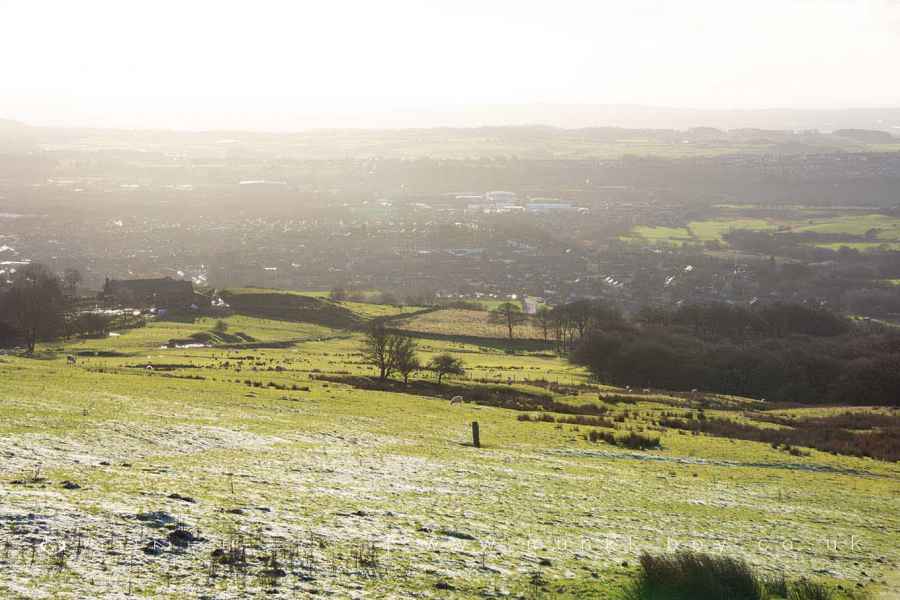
[626,551,763,600]
[658,412,900,462]
[517,413,555,423]
[587,430,617,445]
[557,414,616,428]
[439,299,485,311]
[617,431,662,450]
[622,551,868,600]
[518,413,616,428]
[586,430,660,450]
[601,394,638,405]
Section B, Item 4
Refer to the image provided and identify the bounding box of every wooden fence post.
[471,421,480,448]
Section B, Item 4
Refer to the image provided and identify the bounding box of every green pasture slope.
[0,303,898,598]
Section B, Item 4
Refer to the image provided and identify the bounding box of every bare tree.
[393,336,419,384]
[428,353,465,384]
[567,299,594,339]
[535,305,551,341]
[489,302,527,339]
[361,322,419,382]
[361,321,395,380]
[6,263,65,353]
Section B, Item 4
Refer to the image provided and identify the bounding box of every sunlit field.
[395,308,547,341]
[621,211,900,251]
[1,304,897,599]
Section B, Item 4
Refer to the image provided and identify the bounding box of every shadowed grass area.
[619,552,869,600]
[625,552,764,600]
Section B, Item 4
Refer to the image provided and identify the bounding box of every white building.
[485,191,518,208]
[525,198,576,213]
[521,296,539,315]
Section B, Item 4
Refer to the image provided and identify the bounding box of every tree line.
[361,321,465,384]
[0,263,117,352]
[562,300,899,406]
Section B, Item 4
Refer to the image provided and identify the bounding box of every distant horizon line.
[4,103,900,135]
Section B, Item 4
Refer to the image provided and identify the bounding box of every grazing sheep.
[642,388,651,393]
[145,365,154,371]
[450,396,463,405]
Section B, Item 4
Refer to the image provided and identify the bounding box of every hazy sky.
[1,0,899,129]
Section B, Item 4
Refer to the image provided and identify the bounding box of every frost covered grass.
[0,313,897,598]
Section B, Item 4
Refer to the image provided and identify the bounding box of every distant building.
[101,277,198,308]
[485,191,518,207]
[525,202,577,213]
[521,296,539,315]
[447,248,485,257]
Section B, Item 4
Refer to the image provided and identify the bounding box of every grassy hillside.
[0,310,897,599]
[220,288,362,328]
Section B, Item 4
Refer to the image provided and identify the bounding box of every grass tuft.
[623,551,764,600]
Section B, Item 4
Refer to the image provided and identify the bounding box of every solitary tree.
[393,336,419,384]
[489,302,527,339]
[361,321,395,380]
[534,305,551,341]
[6,263,65,353]
[428,353,465,384]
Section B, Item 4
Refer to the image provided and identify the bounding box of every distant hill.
[833,129,897,143]
[484,105,900,134]
[20,122,900,160]
[10,104,900,133]
[6,106,900,159]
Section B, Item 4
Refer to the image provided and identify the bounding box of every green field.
[1,308,897,599]
[688,218,777,241]
[622,212,900,252]
[791,214,900,239]
[396,308,546,341]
